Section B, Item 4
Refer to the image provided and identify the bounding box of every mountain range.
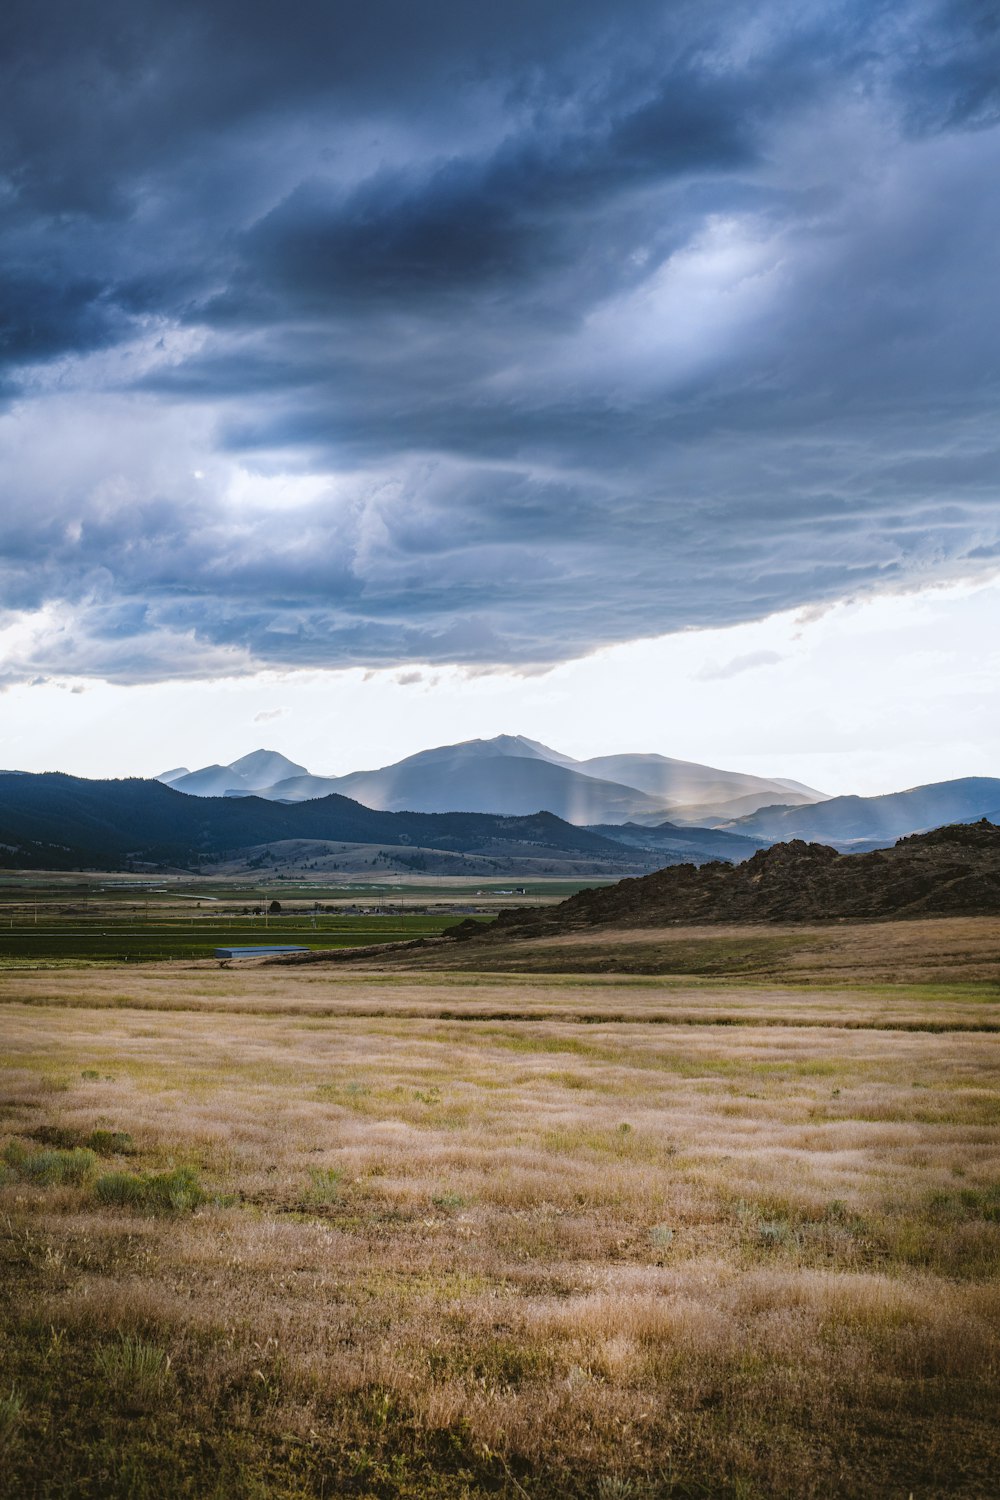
[0,771,694,875]
[159,736,826,826]
[1,738,996,876]
[719,777,1000,847]
[154,738,1000,853]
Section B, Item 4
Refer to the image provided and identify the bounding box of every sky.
[1,0,998,791]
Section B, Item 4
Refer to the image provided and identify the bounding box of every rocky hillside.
[454,820,1000,938]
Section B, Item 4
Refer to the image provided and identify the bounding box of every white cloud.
[3,574,998,800]
[696,649,784,681]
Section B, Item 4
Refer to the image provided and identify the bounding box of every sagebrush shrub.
[3,1141,97,1186]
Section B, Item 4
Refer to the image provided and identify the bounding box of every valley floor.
[1,931,998,1497]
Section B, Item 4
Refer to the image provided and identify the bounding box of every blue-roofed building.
[214,945,309,959]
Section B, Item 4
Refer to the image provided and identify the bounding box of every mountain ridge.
[158,736,826,825]
[0,771,655,874]
[725,777,1000,845]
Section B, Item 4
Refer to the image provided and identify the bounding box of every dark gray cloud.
[0,0,998,682]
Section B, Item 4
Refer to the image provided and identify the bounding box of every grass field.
[415,914,1000,989]
[1,923,998,1498]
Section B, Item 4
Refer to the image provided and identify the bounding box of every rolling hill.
[584,819,765,862]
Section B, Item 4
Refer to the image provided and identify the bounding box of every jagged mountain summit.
[158,736,826,826]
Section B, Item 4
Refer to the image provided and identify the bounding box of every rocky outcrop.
[453,820,1000,939]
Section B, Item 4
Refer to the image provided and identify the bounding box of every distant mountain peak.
[505,736,581,767]
[228,748,309,787]
[156,766,190,784]
[427,734,563,759]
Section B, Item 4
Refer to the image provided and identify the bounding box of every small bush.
[2,1141,97,1187]
[94,1166,204,1214]
[29,1126,78,1149]
[86,1129,134,1156]
[95,1336,172,1411]
[650,1223,674,1251]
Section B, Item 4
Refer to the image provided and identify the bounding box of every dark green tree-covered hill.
[0,772,635,870]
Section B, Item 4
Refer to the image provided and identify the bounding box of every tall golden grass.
[1,941,998,1496]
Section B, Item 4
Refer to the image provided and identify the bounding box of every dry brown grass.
[403,914,1000,986]
[1,936,998,1497]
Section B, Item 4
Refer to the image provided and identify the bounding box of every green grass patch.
[305,1166,343,1205]
[93,1165,204,1213]
[0,911,479,962]
[95,1336,173,1412]
[29,1125,134,1156]
[2,1140,98,1186]
[87,1129,135,1156]
[0,1386,23,1459]
[923,1183,1000,1223]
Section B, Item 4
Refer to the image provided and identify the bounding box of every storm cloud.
[1,0,998,681]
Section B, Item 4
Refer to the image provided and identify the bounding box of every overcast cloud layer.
[1,0,998,682]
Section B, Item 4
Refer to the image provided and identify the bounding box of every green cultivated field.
[0,911,481,962]
[0,874,613,963]
[0,895,488,963]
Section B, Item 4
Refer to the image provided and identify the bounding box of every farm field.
[1,929,999,1498]
[0,910,471,964]
[0,874,565,963]
[0,873,645,965]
